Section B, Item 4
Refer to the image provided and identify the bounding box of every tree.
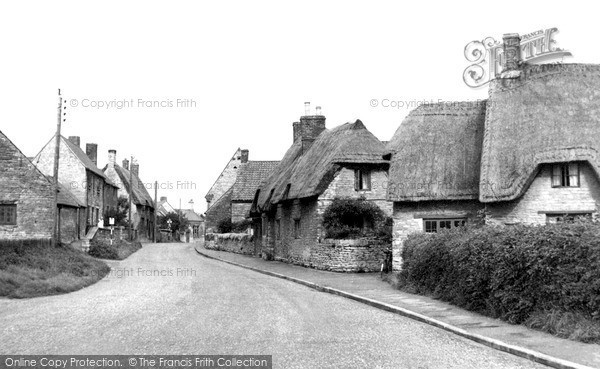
[157,211,190,235]
[104,195,130,227]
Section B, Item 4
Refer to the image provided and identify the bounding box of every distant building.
[103,150,155,241]
[231,161,279,222]
[33,135,118,238]
[157,196,177,217]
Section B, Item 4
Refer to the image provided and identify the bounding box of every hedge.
[399,220,600,327]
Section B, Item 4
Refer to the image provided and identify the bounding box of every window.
[276,219,281,239]
[354,169,371,191]
[0,204,17,225]
[294,219,301,239]
[423,218,466,233]
[552,163,579,187]
[546,213,591,224]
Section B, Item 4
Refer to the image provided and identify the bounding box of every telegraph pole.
[129,155,133,241]
[52,90,64,246]
[153,180,157,243]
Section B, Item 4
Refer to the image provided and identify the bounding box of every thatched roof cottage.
[251,107,391,271]
[385,34,600,270]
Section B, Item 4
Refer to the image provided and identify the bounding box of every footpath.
[194,243,599,369]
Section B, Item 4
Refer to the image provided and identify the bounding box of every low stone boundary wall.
[284,238,391,272]
[204,233,254,255]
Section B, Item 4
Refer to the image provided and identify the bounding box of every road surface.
[0,243,547,368]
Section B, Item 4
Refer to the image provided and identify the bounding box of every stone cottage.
[0,130,55,241]
[33,135,118,238]
[103,150,155,241]
[250,109,391,271]
[384,33,600,270]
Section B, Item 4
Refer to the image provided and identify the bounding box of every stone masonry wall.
[392,200,482,271]
[0,133,55,240]
[487,163,600,225]
[231,202,251,222]
[59,206,79,244]
[204,233,254,255]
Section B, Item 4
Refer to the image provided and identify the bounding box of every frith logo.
[463,28,572,88]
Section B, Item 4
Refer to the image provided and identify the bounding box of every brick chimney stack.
[293,102,326,152]
[131,163,139,177]
[240,149,249,163]
[86,143,98,166]
[122,158,129,170]
[108,150,116,168]
[501,33,522,78]
[68,136,80,147]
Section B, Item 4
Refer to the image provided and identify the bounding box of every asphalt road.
[0,243,547,369]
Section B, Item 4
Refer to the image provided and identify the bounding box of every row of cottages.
[203,147,278,232]
[385,33,600,270]
[249,110,392,270]
[157,197,206,239]
[103,150,156,241]
[33,135,119,243]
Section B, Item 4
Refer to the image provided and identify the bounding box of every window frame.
[423,218,466,233]
[0,204,17,226]
[354,169,372,191]
[551,163,580,188]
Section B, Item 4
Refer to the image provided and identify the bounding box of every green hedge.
[400,221,600,326]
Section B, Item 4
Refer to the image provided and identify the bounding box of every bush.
[216,218,233,233]
[89,238,142,260]
[398,219,600,342]
[322,197,387,239]
[232,219,253,233]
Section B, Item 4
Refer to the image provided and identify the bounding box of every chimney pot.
[316,106,322,115]
[86,143,98,167]
[304,102,310,116]
[68,136,80,147]
[160,196,167,202]
[131,163,139,177]
[122,158,129,170]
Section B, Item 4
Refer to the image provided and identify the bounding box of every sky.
[1,1,598,213]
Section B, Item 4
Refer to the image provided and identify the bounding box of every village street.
[0,243,546,369]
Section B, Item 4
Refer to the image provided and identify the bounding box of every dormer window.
[552,163,579,187]
[354,169,371,191]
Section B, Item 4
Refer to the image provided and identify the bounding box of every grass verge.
[89,238,142,260]
[0,239,110,299]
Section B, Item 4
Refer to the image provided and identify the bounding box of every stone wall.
[204,233,255,255]
[486,163,600,225]
[391,200,482,271]
[0,133,55,240]
[231,202,251,222]
[286,238,390,272]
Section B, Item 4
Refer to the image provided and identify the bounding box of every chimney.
[240,149,249,163]
[189,199,194,211]
[131,162,139,177]
[160,196,167,202]
[122,158,129,170]
[68,136,80,147]
[294,102,326,152]
[108,150,116,168]
[304,102,311,115]
[86,143,98,166]
[501,33,522,78]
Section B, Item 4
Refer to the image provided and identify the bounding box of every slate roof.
[231,161,280,202]
[61,136,107,179]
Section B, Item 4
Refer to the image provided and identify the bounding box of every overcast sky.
[1,1,598,213]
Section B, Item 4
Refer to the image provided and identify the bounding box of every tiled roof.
[61,136,107,179]
[232,161,280,201]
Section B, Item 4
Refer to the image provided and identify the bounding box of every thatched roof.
[480,63,600,202]
[255,120,387,209]
[231,161,279,202]
[385,101,486,201]
[113,164,155,208]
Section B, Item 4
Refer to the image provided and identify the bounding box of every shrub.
[216,218,233,233]
[322,197,387,239]
[89,238,142,260]
[398,219,600,342]
[232,219,253,233]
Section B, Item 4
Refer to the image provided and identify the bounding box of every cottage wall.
[205,148,245,210]
[59,206,80,244]
[391,200,482,271]
[487,162,600,225]
[0,133,55,240]
[231,202,251,222]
